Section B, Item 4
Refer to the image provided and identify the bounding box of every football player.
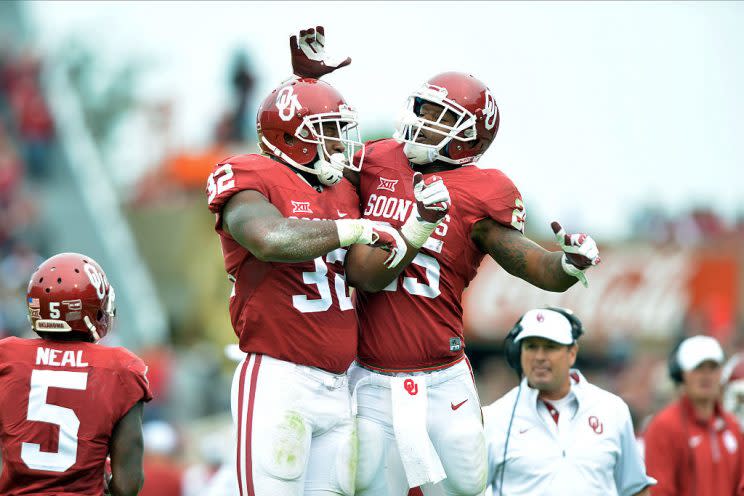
[206,75,448,496]
[0,253,151,496]
[290,27,601,496]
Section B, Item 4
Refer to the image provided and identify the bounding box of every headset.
[503,306,584,377]
[666,338,698,492]
[667,340,685,385]
[496,307,584,496]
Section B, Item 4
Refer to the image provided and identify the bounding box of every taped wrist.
[561,253,588,288]
[335,219,373,246]
[400,210,438,249]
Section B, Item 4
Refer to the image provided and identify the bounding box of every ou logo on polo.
[276,86,302,122]
[588,415,604,435]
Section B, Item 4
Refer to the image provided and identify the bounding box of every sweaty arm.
[109,401,144,496]
[471,218,577,292]
[224,189,406,266]
[224,190,343,262]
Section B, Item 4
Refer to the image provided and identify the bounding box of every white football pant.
[349,359,487,496]
[231,354,356,496]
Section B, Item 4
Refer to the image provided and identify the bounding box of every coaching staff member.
[483,307,654,495]
[644,335,744,496]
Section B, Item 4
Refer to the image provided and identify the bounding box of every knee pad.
[256,410,311,481]
[354,416,387,491]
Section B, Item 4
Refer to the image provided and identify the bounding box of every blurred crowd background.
[0,1,742,494]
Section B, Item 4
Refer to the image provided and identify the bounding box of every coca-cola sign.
[464,246,738,342]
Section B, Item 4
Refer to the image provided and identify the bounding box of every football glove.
[336,219,407,268]
[551,221,600,288]
[290,26,351,79]
[401,172,450,248]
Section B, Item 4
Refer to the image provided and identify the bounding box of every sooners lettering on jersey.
[355,139,524,370]
[206,154,361,373]
[0,337,151,495]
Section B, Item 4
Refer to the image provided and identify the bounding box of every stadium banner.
[464,244,740,344]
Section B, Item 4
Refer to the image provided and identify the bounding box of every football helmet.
[723,353,744,428]
[27,252,116,342]
[257,77,364,185]
[395,72,499,166]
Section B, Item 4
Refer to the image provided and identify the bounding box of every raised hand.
[290,26,351,79]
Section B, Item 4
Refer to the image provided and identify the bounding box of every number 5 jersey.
[0,337,151,495]
[207,154,361,374]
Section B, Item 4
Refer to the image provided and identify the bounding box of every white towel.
[390,376,446,488]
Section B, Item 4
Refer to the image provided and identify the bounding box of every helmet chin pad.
[403,142,439,165]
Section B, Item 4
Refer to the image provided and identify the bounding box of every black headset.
[503,306,584,377]
[667,340,685,384]
[497,307,584,495]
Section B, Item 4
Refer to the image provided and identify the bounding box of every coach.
[643,335,744,496]
[483,307,654,496]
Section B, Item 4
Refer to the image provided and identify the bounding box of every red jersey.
[207,154,362,373]
[643,396,744,496]
[355,139,524,370]
[0,337,152,496]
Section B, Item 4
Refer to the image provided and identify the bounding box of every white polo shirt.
[483,370,655,496]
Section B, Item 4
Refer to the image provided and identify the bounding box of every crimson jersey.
[207,154,361,373]
[355,139,524,370]
[0,337,151,496]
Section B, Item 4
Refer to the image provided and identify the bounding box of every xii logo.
[377,177,398,192]
[291,201,313,214]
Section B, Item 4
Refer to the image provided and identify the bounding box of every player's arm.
[108,401,145,496]
[632,488,650,496]
[471,219,600,291]
[345,173,450,291]
[223,189,406,266]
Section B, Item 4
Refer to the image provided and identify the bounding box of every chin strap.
[313,152,345,185]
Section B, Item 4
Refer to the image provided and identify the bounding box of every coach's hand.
[290,26,351,78]
[551,221,600,288]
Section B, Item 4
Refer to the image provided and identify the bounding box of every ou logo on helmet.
[276,86,302,122]
[483,89,498,130]
[83,263,107,300]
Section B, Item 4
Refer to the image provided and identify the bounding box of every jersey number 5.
[21,369,88,472]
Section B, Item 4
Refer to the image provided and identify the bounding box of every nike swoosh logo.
[337,210,348,218]
[519,427,532,434]
[451,399,468,411]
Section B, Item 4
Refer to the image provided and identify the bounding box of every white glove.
[290,26,351,78]
[551,221,600,288]
[401,172,451,248]
[336,219,407,268]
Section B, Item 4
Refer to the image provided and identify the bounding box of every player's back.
[356,139,525,370]
[0,336,151,496]
[207,153,362,373]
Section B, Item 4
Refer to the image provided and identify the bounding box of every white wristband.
[400,212,438,249]
[335,219,373,246]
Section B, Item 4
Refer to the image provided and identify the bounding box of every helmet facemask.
[298,105,365,173]
[394,84,478,165]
